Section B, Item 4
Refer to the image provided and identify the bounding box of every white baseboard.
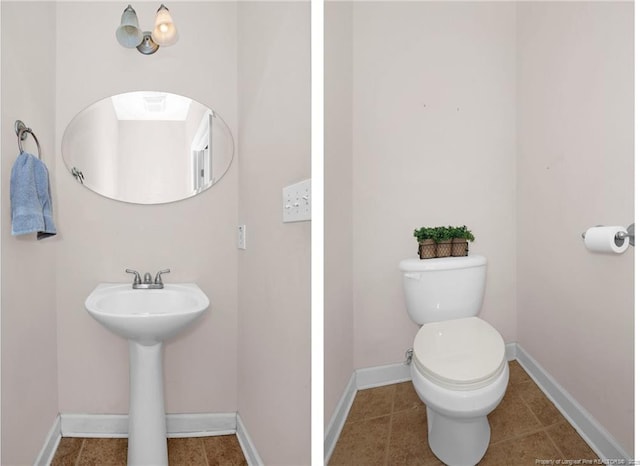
[236,413,264,466]
[60,412,237,438]
[57,412,264,464]
[324,373,357,465]
[34,414,61,466]
[355,362,411,389]
[505,341,517,361]
[515,345,630,461]
[43,412,263,464]
[167,413,236,438]
[61,414,128,438]
[324,342,629,464]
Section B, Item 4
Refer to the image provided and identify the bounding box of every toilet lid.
[413,317,506,391]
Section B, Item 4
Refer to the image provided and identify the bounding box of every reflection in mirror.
[61,91,234,204]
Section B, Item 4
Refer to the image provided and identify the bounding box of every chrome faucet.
[126,268,170,289]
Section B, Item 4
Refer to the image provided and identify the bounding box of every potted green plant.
[433,225,454,257]
[450,225,475,256]
[414,227,438,259]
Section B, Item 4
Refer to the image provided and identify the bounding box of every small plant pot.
[451,238,469,257]
[418,239,437,259]
[436,239,453,257]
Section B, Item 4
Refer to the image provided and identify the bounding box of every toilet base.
[426,406,490,466]
[410,362,508,466]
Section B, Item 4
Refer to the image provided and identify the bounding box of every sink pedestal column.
[128,341,168,466]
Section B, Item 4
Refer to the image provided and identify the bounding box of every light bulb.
[151,4,178,47]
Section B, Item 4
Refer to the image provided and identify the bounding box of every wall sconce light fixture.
[116,4,178,55]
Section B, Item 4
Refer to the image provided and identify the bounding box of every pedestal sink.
[85,283,210,466]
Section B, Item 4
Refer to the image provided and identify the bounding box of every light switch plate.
[282,179,311,223]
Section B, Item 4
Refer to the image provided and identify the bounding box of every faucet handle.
[125,269,142,285]
[154,268,171,285]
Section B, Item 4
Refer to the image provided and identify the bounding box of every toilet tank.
[399,255,487,324]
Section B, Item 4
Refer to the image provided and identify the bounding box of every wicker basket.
[418,240,437,259]
[436,239,453,257]
[451,238,469,257]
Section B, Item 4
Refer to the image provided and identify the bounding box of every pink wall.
[351,2,518,369]
[237,2,311,464]
[54,2,239,415]
[3,3,312,464]
[516,2,634,454]
[326,1,633,456]
[324,1,354,429]
[1,3,60,464]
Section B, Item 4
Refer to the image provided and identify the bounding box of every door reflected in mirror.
[61,91,234,204]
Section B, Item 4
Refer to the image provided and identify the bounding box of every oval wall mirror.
[61,91,234,204]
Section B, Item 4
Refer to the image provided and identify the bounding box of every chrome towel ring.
[15,120,42,160]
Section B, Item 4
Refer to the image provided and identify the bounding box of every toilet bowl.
[399,255,508,465]
[410,317,508,465]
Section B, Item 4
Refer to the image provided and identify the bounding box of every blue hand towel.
[10,152,57,239]
[34,156,56,240]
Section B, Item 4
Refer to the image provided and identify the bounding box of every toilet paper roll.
[583,226,629,254]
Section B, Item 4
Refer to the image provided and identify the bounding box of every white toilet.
[399,254,508,466]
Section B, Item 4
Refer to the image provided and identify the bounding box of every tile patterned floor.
[51,434,247,466]
[329,361,598,465]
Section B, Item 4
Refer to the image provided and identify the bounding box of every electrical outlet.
[282,179,311,223]
[237,224,246,250]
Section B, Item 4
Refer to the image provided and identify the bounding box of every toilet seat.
[413,317,506,391]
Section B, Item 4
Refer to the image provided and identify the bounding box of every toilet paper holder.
[581,223,635,247]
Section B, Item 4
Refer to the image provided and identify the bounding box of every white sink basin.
[85,283,209,344]
[85,282,210,465]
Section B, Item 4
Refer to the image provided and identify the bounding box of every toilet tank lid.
[399,255,487,272]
